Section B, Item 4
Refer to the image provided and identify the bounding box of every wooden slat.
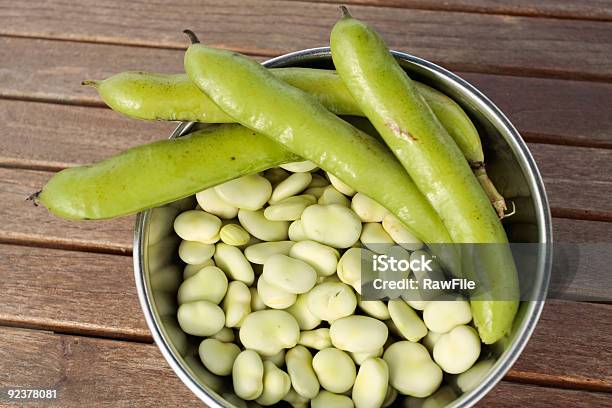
[9,138,612,225]
[0,326,609,407]
[508,300,612,392]
[553,218,612,242]
[305,0,612,21]
[0,240,610,390]
[477,382,612,407]
[2,167,612,329]
[0,1,611,80]
[0,244,149,341]
[1,162,610,256]
[0,100,176,171]
[0,97,610,251]
[460,73,612,149]
[529,143,612,221]
[0,168,133,253]
[551,219,612,302]
[1,37,610,148]
[0,37,184,106]
[0,326,201,407]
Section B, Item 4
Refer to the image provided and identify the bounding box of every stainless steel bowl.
[134,48,552,407]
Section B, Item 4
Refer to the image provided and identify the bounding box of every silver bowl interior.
[133,48,552,407]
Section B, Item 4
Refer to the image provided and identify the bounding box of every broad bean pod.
[330,9,518,344]
[89,68,506,214]
[88,69,473,159]
[34,125,298,219]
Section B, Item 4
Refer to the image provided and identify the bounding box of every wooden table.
[0,0,610,406]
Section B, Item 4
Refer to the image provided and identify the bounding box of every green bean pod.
[84,73,233,123]
[330,10,518,344]
[88,69,475,160]
[89,69,506,216]
[183,40,459,272]
[35,125,297,220]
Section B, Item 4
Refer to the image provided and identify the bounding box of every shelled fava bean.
[173,165,487,407]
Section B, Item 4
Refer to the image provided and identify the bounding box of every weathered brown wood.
[0,326,202,407]
[1,38,610,149]
[2,165,611,303]
[0,1,611,80]
[550,219,612,302]
[0,244,149,341]
[529,143,612,222]
[0,325,609,407]
[0,168,134,253]
[0,37,184,106]
[5,138,612,231]
[553,218,612,243]
[304,0,612,21]
[477,381,612,407]
[460,73,612,149]
[0,100,175,171]
[508,300,612,392]
[0,163,610,256]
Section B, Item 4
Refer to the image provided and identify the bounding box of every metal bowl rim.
[133,46,552,408]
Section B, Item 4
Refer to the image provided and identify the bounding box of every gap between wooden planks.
[0,322,610,407]
[301,0,612,21]
[0,0,611,80]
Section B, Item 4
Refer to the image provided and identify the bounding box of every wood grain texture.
[1,162,611,313]
[0,326,202,407]
[0,0,610,403]
[0,244,149,341]
[0,37,610,148]
[0,1,611,80]
[0,37,184,106]
[4,161,610,255]
[460,73,612,149]
[529,143,612,221]
[0,325,610,407]
[509,300,612,391]
[553,218,612,242]
[477,381,612,407]
[5,138,612,227]
[0,99,176,171]
[305,0,612,21]
[0,168,133,253]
